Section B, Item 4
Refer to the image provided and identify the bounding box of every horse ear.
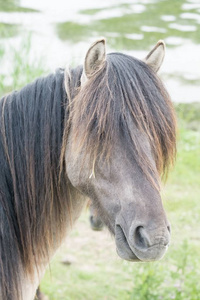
[144,40,165,72]
[84,38,106,79]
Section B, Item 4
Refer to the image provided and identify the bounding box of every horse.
[0,38,176,300]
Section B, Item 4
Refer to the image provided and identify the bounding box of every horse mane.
[0,69,74,299]
[64,53,176,187]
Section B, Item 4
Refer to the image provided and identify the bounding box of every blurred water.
[0,0,200,102]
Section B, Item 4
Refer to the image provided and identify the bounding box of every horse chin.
[116,246,141,262]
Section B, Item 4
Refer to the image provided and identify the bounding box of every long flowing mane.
[64,53,176,186]
[0,69,73,299]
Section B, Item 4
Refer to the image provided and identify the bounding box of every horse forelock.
[66,53,176,187]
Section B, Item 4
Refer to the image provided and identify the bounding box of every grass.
[0,41,199,300]
[0,0,39,12]
[0,22,19,38]
[0,37,47,97]
[56,22,90,43]
[79,3,131,15]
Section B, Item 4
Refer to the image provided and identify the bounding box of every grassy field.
[0,46,199,300]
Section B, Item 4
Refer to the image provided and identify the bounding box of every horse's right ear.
[83,39,106,80]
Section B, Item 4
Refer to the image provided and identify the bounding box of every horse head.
[64,39,176,262]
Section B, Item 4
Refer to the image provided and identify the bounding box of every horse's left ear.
[83,38,106,79]
[144,40,165,72]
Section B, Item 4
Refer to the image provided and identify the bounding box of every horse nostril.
[134,226,150,249]
[167,225,171,233]
[133,224,171,250]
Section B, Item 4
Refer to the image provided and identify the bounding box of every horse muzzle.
[115,223,170,262]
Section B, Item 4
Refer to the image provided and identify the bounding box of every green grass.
[79,8,103,15]
[0,22,20,38]
[56,22,91,43]
[79,3,131,15]
[0,0,39,12]
[0,37,47,97]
